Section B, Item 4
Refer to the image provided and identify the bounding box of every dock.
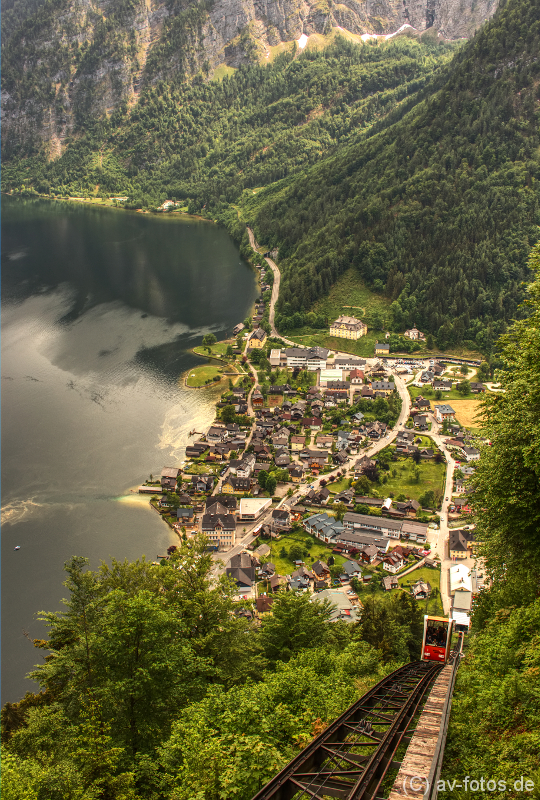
[138,485,163,494]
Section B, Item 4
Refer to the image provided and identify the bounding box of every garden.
[257,527,348,577]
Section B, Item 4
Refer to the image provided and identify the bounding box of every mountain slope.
[1,0,498,159]
[246,0,540,350]
[2,35,458,195]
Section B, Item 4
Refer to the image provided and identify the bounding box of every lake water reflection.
[1,197,257,701]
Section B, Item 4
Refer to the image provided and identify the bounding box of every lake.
[1,196,257,702]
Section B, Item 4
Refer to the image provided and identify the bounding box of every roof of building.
[452,590,472,611]
[450,563,473,593]
[285,346,329,360]
[239,497,272,516]
[435,404,456,414]
[256,595,274,613]
[449,529,470,552]
[312,589,361,622]
[332,315,365,326]
[342,560,362,575]
[371,381,395,391]
[202,513,236,531]
[250,327,267,340]
[161,467,180,478]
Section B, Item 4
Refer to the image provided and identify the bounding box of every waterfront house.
[248,328,268,349]
[161,467,180,491]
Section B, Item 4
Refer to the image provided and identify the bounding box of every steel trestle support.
[251,661,442,800]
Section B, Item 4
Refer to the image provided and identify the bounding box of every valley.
[2,0,540,797]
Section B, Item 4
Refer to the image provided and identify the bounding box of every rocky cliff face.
[2,0,500,159]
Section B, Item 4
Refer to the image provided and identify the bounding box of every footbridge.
[251,644,462,800]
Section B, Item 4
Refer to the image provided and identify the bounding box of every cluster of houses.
[415,360,487,394]
[225,531,433,623]
[226,550,365,620]
[303,511,429,554]
[155,350,401,551]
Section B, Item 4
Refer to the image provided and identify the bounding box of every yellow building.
[248,327,267,348]
[329,315,367,340]
[375,342,390,356]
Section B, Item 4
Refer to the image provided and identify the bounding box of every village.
[139,273,488,634]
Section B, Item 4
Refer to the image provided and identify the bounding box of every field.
[211,64,236,81]
[260,528,348,576]
[185,364,223,387]
[380,457,447,502]
[312,270,391,324]
[449,398,484,430]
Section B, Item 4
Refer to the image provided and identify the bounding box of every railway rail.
[251,660,443,800]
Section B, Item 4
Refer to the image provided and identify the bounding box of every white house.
[434,404,456,423]
[382,552,406,573]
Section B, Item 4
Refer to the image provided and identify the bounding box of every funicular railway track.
[252,660,443,800]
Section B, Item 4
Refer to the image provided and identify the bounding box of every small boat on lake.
[14,546,21,551]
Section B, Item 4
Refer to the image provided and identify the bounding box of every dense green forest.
[1,548,424,799]
[439,241,540,794]
[2,35,456,187]
[248,0,540,349]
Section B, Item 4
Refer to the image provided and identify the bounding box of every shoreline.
[2,190,213,223]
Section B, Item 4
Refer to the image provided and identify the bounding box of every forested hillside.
[1,549,424,799]
[439,241,540,793]
[2,36,456,193]
[248,0,540,350]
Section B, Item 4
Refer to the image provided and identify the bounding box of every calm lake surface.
[1,196,257,702]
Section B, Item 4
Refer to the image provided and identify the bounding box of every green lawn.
[311,270,391,327]
[289,330,384,358]
[185,364,224,387]
[398,566,444,615]
[262,528,348,576]
[381,456,447,502]
[182,463,221,475]
[211,64,236,81]
[192,342,232,359]
[408,384,477,405]
[327,477,351,494]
